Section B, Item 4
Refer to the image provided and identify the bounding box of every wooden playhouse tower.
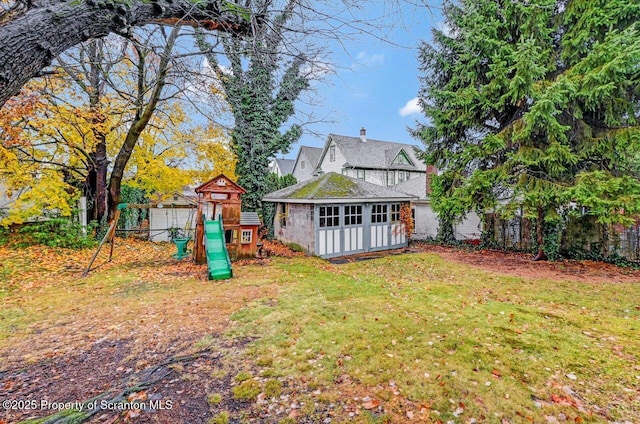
[194,174,260,263]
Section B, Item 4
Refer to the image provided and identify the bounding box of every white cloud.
[354,51,384,68]
[399,97,421,117]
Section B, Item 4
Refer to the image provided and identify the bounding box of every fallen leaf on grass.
[550,393,577,407]
[362,399,381,409]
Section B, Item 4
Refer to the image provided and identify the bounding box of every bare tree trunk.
[106,27,179,227]
[91,138,108,222]
[533,206,547,261]
[0,0,253,108]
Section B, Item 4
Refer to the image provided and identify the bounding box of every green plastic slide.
[204,219,233,280]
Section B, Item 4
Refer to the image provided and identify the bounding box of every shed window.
[319,205,340,227]
[391,203,401,222]
[280,204,288,228]
[241,229,252,244]
[344,205,362,226]
[371,204,388,223]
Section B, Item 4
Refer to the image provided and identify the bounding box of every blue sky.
[285,2,442,158]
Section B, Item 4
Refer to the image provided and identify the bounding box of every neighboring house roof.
[274,158,295,175]
[294,146,323,170]
[263,172,417,204]
[393,175,427,199]
[317,133,425,172]
[240,212,261,226]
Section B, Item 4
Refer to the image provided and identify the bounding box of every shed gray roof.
[393,175,427,198]
[263,172,417,204]
[320,134,425,171]
[275,158,295,175]
[240,212,261,226]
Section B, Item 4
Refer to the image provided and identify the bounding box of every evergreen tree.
[414,0,640,259]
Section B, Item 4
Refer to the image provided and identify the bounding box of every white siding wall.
[413,202,439,240]
[293,152,316,182]
[413,201,482,241]
[318,141,346,174]
[149,207,197,242]
[364,170,386,186]
[455,212,482,240]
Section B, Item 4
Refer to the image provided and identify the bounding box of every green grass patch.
[232,255,640,422]
[232,379,261,401]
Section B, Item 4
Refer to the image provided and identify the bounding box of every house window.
[301,160,306,170]
[329,145,336,162]
[398,171,408,183]
[241,229,252,244]
[391,203,401,222]
[356,169,365,180]
[344,205,362,226]
[319,205,340,227]
[371,204,388,223]
[386,171,395,186]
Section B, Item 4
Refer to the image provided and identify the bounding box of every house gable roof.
[316,133,424,172]
[263,172,417,204]
[293,146,323,172]
[275,158,295,175]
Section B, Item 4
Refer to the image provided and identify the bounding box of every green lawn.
[1,243,638,423]
[231,254,640,422]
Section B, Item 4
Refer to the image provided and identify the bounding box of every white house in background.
[292,146,323,182]
[393,174,482,241]
[315,128,426,186]
[268,158,295,177]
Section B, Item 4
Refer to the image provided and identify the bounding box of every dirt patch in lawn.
[410,242,640,284]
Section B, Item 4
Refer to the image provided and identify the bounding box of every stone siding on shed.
[274,203,315,254]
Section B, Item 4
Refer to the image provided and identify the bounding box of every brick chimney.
[359,127,367,142]
[426,165,438,195]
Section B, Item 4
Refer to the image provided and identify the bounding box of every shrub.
[17,218,96,249]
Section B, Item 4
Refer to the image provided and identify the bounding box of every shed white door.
[149,207,196,242]
[318,229,341,256]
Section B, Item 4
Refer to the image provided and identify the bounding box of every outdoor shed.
[263,172,416,258]
[149,189,197,242]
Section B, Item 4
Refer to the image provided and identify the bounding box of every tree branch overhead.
[0,0,255,108]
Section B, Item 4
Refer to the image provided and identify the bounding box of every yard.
[1,239,639,423]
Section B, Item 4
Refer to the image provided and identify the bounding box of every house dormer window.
[329,145,336,162]
[392,150,412,166]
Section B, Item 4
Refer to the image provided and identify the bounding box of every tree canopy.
[0,0,254,108]
[414,0,640,258]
